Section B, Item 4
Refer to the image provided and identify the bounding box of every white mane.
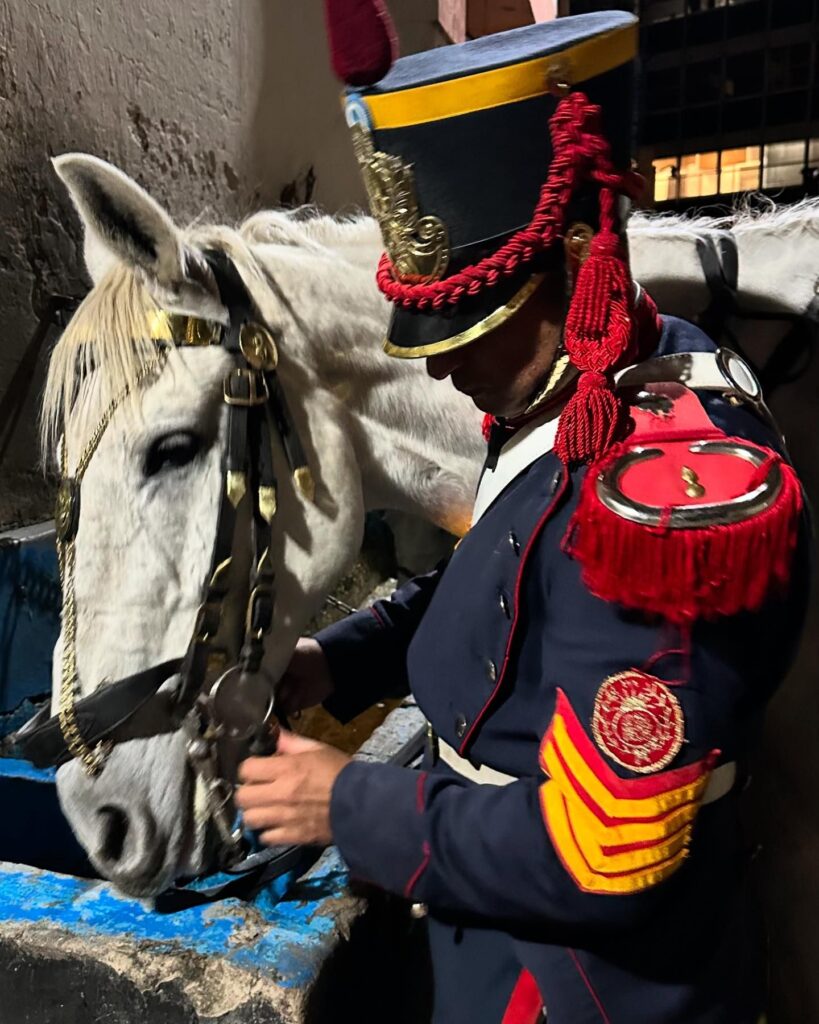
[241,208,382,267]
[629,194,819,237]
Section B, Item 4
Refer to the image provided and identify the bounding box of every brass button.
[454,714,467,739]
[499,592,511,618]
[410,902,428,919]
[550,468,562,495]
[508,531,520,555]
[240,322,278,370]
[485,658,497,683]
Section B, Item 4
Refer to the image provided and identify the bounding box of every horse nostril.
[98,805,130,864]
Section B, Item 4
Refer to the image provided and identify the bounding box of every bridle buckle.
[245,583,274,641]
[223,367,269,407]
[194,598,223,643]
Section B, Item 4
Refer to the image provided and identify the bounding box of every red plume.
[323,0,398,86]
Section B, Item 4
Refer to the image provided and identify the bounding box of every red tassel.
[564,441,804,624]
[323,0,398,86]
[564,233,634,372]
[554,229,635,465]
[554,371,624,464]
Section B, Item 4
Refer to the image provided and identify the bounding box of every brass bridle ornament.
[17,253,316,866]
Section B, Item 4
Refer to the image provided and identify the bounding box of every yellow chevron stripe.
[541,783,689,894]
[557,770,699,848]
[548,782,693,873]
[545,714,710,821]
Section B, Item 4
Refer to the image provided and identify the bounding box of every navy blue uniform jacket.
[316,318,810,1024]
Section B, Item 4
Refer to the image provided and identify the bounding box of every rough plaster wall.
[0,0,441,473]
[247,0,443,212]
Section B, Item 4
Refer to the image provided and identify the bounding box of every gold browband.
[148,310,222,347]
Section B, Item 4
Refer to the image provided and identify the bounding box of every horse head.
[37,155,481,897]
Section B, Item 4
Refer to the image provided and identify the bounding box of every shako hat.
[324,0,645,466]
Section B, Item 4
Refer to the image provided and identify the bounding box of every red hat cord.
[374,91,644,466]
[375,92,641,318]
[553,187,635,466]
[480,289,662,446]
[323,0,644,466]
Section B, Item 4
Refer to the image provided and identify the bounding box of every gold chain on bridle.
[57,350,169,776]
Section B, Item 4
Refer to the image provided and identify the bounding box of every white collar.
[471,403,564,524]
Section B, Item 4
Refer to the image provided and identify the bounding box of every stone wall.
[0,0,442,472]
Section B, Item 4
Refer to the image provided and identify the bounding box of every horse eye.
[144,432,202,477]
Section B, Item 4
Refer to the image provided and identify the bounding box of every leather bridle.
[16,251,314,867]
[694,230,817,398]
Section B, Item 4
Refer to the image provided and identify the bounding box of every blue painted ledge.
[0,703,427,1021]
[0,851,351,991]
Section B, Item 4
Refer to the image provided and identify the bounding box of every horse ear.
[52,153,226,321]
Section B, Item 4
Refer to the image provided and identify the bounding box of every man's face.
[425,273,564,419]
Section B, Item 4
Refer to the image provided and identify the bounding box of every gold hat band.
[383,273,545,359]
[364,23,637,131]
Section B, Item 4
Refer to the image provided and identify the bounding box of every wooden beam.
[438,0,468,42]
[439,0,553,42]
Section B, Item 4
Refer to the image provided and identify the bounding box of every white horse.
[43,155,482,898]
[43,159,819,910]
[629,200,819,393]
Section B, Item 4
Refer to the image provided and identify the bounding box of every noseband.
[16,252,314,866]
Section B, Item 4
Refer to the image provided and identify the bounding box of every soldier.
[236,4,810,1021]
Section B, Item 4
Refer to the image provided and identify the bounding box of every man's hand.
[276,637,335,716]
[236,730,351,847]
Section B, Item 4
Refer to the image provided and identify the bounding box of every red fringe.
[564,440,804,624]
[482,413,495,442]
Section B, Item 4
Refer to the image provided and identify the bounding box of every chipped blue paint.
[0,853,351,989]
[0,757,55,783]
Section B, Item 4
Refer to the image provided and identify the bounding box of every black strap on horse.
[695,231,815,398]
[14,250,314,870]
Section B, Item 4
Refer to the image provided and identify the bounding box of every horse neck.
[732,219,818,317]
[628,225,715,320]
[238,233,485,535]
[323,340,485,537]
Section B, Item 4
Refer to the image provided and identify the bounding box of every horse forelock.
[40,264,164,467]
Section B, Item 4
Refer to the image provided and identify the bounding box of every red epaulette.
[563,382,803,623]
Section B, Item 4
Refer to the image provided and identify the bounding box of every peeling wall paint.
[0,0,441,472]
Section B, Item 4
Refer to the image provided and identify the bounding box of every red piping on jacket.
[404,772,431,899]
[458,466,571,756]
[567,948,612,1024]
